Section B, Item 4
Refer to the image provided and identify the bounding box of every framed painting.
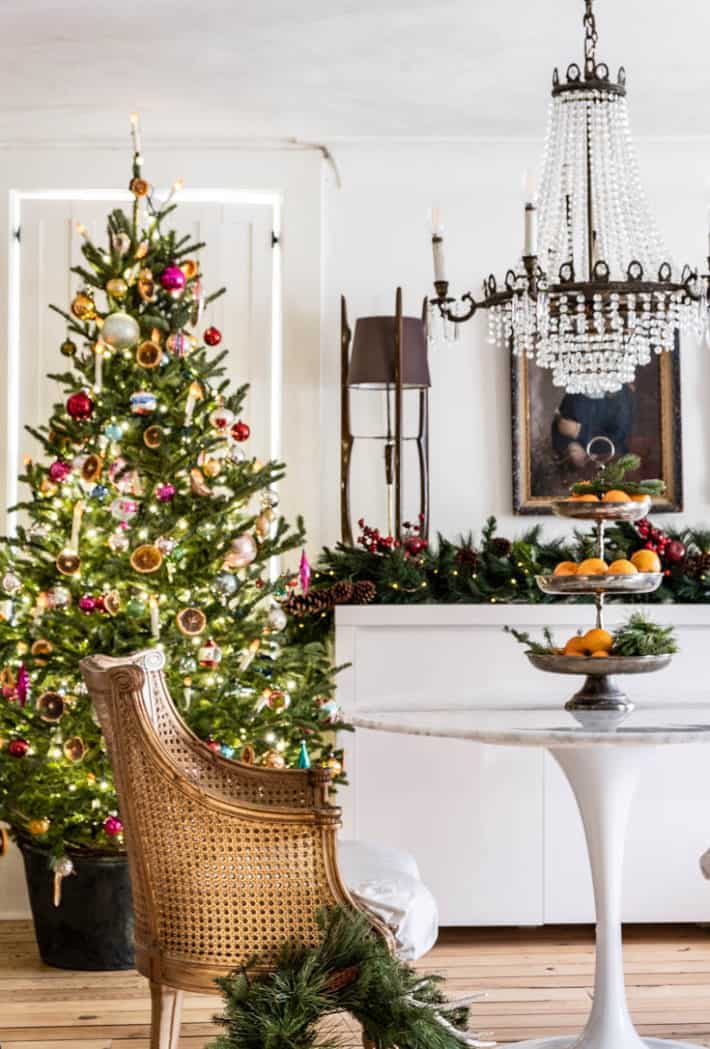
[511,350,683,514]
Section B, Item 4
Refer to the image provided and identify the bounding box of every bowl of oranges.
[553,488,651,522]
[536,549,663,595]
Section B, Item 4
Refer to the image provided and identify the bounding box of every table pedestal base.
[525,744,669,1049]
[510,1039,700,1049]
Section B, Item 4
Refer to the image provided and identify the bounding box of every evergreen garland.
[290,516,710,645]
[210,907,487,1049]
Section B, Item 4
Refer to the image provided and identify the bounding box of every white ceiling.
[1,0,709,144]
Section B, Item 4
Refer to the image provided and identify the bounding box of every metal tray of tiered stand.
[528,496,670,715]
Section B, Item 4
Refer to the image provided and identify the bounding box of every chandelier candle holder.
[530,496,669,716]
[430,0,710,396]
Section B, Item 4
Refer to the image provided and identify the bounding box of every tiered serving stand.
[528,495,671,715]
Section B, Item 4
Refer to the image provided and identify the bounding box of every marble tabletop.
[350,705,710,747]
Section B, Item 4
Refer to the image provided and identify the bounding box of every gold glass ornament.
[56,550,81,576]
[323,756,343,777]
[106,277,128,299]
[137,269,156,303]
[180,259,198,280]
[129,544,164,574]
[28,818,50,836]
[63,736,86,762]
[71,292,96,321]
[176,607,207,637]
[136,340,162,368]
[31,639,53,665]
[129,176,150,197]
[40,478,58,496]
[262,750,286,769]
[37,691,65,722]
[143,425,162,449]
[60,338,77,357]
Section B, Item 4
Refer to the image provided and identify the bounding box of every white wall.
[321,139,710,546]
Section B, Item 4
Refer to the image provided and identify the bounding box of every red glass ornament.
[66,391,94,420]
[205,739,222,753]
[665,539,686,564]
[159,264,187,291]
[103,815,123,836]
[204,326,222,347]
[231,420,250,442]
[8,738,29,757]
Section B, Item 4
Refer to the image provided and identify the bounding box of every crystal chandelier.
[431,0,706,397]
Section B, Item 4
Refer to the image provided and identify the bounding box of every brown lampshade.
[347,316,430,389]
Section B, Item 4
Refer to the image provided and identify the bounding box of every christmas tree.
[0,119,344,864]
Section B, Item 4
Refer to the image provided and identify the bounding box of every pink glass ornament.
[160,264,187,291]
[16,664,30,707]
[48,460,71,483]
[299,548,311,595]
[103,815,123,836]
[156,483,176,502]
[78,594,97,613]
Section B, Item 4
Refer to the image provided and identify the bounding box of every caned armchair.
[80,649,388,1049]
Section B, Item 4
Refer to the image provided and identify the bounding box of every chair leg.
[150,982,183,1049]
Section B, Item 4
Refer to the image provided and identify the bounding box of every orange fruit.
[570,493,600,502]
[577,558,608,576]
[607,559,638,575]
[591,650,610,658]
[630,549,662,573]
[583,628,613,654]
[553,561,578,576]
[630,493,650,503]
[563,636,588,656]
[602,489,630,502]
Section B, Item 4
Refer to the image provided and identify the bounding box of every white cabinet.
[336,604,710,925]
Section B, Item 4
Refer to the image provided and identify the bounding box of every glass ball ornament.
[125,598,145,617]
[104,422,123,442]
[225,532,257,569]
[166,331,196,357]
[103,815,123,837]
[156,535,176,556]
[209,407,235,432]
[231,420,250,442]
[108,529,130,553]
[110,497,138,522]
[47,585,71,609]
[215,570,238,596]
[28,818,50,836]
[8,738,29,758]
[79,594,97,613]
[220,744,235,759]
[102,311,140,350]
[160,264,187,292]
[2,572,22,594]
[267,606,288,632]
[106,277,128,299]
[66,390,94,420]
[204,326,222,347]
[71,292,96,321]
[60,338,77,357]
[48,459,71,483]
[156,482,176,502]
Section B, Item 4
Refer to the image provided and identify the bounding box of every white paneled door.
[10,195,275,517]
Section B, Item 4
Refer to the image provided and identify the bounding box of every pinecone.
[326,963,360,992]
[455,546,478,574]
[331,580,354,604]
[490,537,512,558]
[685,553,710,580]
[351,579,376,604]
[284,589,336,617]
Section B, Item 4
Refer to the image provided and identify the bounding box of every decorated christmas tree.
[0,121,344,868]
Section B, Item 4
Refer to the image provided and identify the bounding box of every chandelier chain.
[583,0,598,78]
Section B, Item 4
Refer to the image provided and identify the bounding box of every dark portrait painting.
[511,351,683,514]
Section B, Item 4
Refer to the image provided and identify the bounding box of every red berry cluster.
[635,518,686,566]
[357,519,399,554]
[402,517,428,558]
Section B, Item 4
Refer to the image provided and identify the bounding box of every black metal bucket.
[20,842,135,970]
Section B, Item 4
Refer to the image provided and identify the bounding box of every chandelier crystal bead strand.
[430,0,710,396]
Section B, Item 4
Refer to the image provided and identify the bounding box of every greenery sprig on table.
[210,907,485,1049]
[505,613,678,659]
[570,453,666,498]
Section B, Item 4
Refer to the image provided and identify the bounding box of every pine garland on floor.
[210,907,486,1049]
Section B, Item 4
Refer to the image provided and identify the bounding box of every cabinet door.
[341,727,544,926]
[544,745,710,923]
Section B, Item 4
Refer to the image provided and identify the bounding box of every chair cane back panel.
[80,650,368,990]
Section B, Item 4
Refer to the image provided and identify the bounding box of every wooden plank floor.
[3,921,710,1047]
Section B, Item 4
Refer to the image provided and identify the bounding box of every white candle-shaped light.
[430,206,446,283]
[184,381,203,425]
[75,222,89,240]
[149,596,160,638]
[523,169,538,257]
[93,343,103,393]
[129,112,142,156]
[70,501,84,552]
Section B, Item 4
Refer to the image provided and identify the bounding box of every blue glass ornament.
[104,423,122,441]
[297,740,311,769]
[91,484,108,501]
[220,744,235,759]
